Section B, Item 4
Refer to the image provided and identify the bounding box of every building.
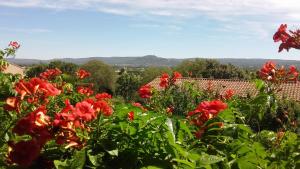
[148,77,300,101]
[3,63,25,77]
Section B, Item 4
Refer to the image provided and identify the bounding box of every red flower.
[95,92,112,100]
[188,100,227,139]
[7,139,42,167]
[159,73,169,88]
[40,68,62,79]
[4,97,20,113]
[273,24,290,43]
[139,85,152,98]
[77,86,94,96]
[196,100,227,115]
[9,41,20,49]
[288,65,299,81]
[172,71,182,82]
[76,69,91,79]
[13,106,51,137]
[93,100,113,116]
[273,24,300,52]
[128,111,134,121]
[259,61,276,81]
[75,101,96,121]
[224,89,234,100]
[15,78,61,99]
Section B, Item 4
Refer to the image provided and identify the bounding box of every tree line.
[25,59,255,101]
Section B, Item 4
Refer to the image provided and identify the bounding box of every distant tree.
[81,60,116,94]
[175,59,250,79]
[141,67,172,85]
[48,60,78,75]
[25,64,48,78]
[116,71,142,101]
[26,61,78,78]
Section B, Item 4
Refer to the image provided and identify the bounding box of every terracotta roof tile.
[148,77,300,101]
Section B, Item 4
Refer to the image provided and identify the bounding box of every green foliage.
[175,59,250,79]
[116,71,142,101]
[141,66,172,85]
[26,61,78,79]
[81,60,116,94]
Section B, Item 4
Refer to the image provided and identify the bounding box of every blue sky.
[0,0,300,60]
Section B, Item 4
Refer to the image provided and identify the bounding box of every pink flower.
[9,41,20,49]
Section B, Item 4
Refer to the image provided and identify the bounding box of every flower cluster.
[8,106,52,166]
[53,98,113,148]
[95,92,112,100]
[5,68,114,167]
[40,68,62,79]
[4,77,61,113]
[259,61,299,82]
[223,89,234,100]
[159,71,182,88]
[76,68,91,79]
[273,24,300,52]
[77,85,94,96]
[187,100,227,138]
[139,84,152,98]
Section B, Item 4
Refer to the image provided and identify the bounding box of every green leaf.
[198,153,225,165]
[107,149,118,156]
[54,160,68,169]
[172,158,195,168]
[254,79,265,92]
[140,166,164,169]
[218,108,235,123]
[70,149,86,169]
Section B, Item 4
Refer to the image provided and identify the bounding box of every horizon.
[1,0,300,60]
[9,55,300,62]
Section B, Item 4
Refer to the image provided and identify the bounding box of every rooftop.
[148,77,300,101]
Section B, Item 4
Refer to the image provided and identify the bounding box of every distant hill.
[7,55,183,67]
[7,55,300,69]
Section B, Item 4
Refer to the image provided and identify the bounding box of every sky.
[0,0,300,60]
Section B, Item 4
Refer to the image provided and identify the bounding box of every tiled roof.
[3,63,25,77]
[148,77,300,101]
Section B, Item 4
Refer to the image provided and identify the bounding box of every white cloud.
[0,27,52,33]
[0,0,300,20]
[1,0,300,38]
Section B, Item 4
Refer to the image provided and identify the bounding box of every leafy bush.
[1,24,300,169]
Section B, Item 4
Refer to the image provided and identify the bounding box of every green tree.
[81,60,116,94]
[116,71,142,101]
[26,61,78,78]
[48,60,78,75]
[25,64,48,78]
[175,59,250,79]
[141,66,172,85]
